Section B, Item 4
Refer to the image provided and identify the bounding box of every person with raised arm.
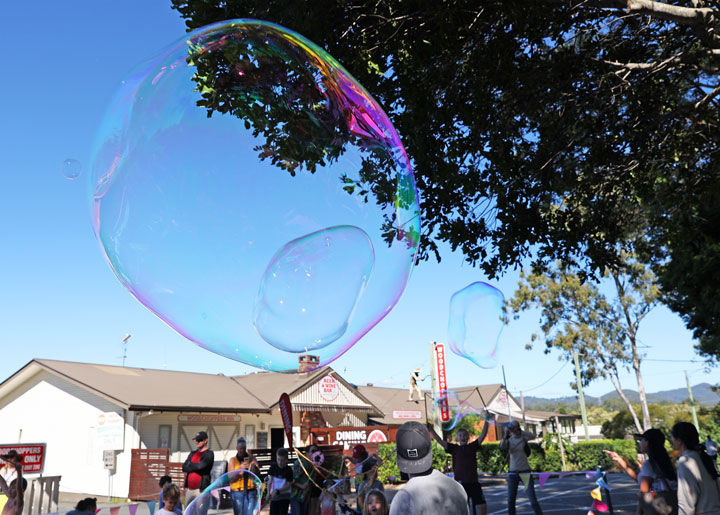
[430,412,495,515]
[0,451,25,515]
[499,421,542,515]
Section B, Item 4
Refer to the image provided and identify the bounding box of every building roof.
[358,383,574,425]
[357,385,433,424]
[0,359,574,422]
[0,359,381,415]
[1,359,269,412]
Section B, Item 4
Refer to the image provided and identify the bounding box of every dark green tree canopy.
[171,0,720,359]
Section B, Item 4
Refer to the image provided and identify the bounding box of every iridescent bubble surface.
[254,225,374,353]
[447,282,505,368]
[62,158,81,179]
[88,20,420,372]
[185,470,262,515]
[434,390,493,431]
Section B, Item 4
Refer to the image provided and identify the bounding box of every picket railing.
[23,475,61,515]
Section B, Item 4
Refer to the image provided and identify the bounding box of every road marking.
[487,483,599,515]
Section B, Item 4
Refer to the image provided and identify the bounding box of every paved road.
[479,473,637,514]
[57,472,639,515]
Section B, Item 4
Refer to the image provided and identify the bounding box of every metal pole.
[520,391,527,430]
[573,351,590,441]
[601,471,614,515]
[554,415,567,471]
[501,366,512,421]
[685,370,700,431]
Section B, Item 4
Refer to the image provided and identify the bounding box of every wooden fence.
[128,446,345,500]
[23,475,60,515]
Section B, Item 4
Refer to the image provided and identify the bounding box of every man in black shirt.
[182,432,215,515]
[430,413,495,515]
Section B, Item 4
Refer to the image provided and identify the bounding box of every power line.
[643,358,703,363]
[512,361,569,393]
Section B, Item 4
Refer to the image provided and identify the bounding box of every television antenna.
[121,334,132,367]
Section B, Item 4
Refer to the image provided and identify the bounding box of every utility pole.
[573,351,590,441]
[520,391,527,430]
[502,366,512,422]
[685,370,700,431]
[554,415,567,471]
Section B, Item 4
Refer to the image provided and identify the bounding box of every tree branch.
[549,0,716,25]
[695,83,720,108]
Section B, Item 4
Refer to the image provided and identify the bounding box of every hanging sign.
[279,393,293,449]
[318,375,340,402]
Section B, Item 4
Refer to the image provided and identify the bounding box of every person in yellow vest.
[227,437,260,515]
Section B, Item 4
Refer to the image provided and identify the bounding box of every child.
[267,448,292,515]
[362,490,388,515]
[157,483,182,515]
[158,475,173,510]
[0,452,25,515]
[356,459,383,512]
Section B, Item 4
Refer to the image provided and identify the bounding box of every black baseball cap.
[634,428,665,447]
[395,421,432,474]
[193,431,209,441]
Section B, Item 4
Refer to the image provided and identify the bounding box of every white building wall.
[136,411,291,464]
[488,392,524,419]
[0,370,138,498]
[568,424,604,442]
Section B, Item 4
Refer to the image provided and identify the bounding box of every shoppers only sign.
[0,443,46,474]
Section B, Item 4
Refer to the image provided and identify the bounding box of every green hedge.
[377,439,637,479]
[377,441,448,483]
[569,439,637,471]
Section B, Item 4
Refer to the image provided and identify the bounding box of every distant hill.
[523,382,719,409]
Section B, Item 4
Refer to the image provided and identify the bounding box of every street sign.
[0,443,46,474]
[103,450,116,470]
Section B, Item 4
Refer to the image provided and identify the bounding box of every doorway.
[270,427,285,450]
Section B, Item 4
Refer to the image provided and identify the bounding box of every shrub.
[570,439,633,471]
[477,442,508,474]
[378,438,636,481]
[376,441,449,483]
[376,443,400,483]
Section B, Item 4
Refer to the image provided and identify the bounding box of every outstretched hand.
[603,450,627,467]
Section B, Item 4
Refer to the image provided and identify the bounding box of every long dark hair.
[646,438,676,480]
[671,422,719,480]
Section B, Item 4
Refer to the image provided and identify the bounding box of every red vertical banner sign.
[279,393,293,449]
[434,343,450,422]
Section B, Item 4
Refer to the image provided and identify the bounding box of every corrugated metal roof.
[26,359,269,412]
[1,360,573,422]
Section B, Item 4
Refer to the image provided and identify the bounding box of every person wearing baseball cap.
[605,428,678,513]
[388,421,468,514]
[182,431,215,515]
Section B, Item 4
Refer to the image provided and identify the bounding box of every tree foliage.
[170,0,720,359]
[508,254,659,431]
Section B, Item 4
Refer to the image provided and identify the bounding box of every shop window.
[257,431,268,449]
[245,425,255,449]
[159,425,172,449]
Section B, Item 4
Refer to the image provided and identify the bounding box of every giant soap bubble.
[185,470,262,515]
[447,282,504,368]
[89,20,420,372]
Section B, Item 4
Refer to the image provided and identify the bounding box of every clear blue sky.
[0,0,711,401]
